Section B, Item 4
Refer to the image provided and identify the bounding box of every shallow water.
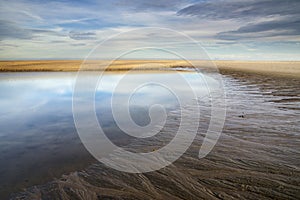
[0,71,214,198]
[0,71,299,199]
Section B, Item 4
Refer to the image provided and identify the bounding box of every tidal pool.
[0,71,215,198]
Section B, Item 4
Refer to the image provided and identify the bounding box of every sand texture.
[1,60,300,77]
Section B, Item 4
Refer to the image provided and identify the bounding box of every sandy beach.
[1,60,300,78]
[0,61,299,199]
[2,0,300,199]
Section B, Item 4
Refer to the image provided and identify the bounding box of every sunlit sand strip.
[1,60,300,77]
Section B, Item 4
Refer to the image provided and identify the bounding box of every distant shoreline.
[1,60,300,77]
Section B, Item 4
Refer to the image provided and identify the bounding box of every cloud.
[69,31,97,40]
[0,20,33,40]
[71,43,87,46]
[116,0,188,11]
[178,0,300,41]
[0,20,63,40]
[217,17,300,40]
[0,0,299,60]
[1,43,19,47]
[177,0,300,19]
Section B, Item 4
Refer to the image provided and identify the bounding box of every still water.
[0,71,214,198]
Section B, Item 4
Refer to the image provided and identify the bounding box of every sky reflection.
[0,71,214,198]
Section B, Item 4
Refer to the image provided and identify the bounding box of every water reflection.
[0,71,212,198]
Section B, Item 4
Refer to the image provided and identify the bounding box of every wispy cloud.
[0,0,299,60]
[69,31,97,40]
[116,0,188,11]
[177,0,299,19]
[178,0,300,41]
[217,17,300,40]
[0,20,33,40]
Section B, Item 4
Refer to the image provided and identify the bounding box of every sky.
[0,0,299,60]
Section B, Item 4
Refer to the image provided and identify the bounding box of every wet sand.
[214,60,300,78]
[9,70,300,200]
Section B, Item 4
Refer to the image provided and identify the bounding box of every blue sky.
[0,0,299,60]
